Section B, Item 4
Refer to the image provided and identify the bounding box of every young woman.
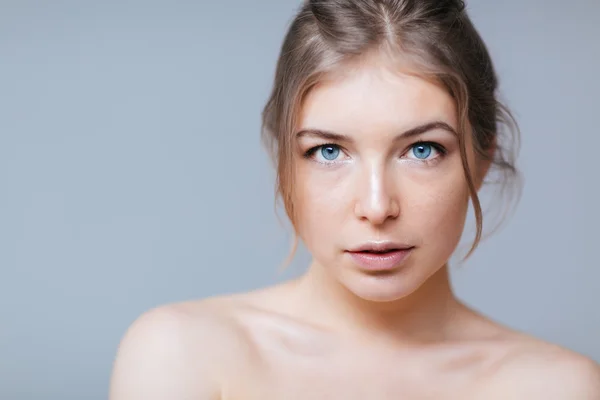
[110,1,600,398]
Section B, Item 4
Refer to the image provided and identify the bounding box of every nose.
[353,163,400,226]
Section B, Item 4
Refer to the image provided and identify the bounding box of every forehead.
[299,62,457,134]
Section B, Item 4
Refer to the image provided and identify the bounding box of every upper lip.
[346,241,414,253]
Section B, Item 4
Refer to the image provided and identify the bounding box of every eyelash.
[303,141,448,165]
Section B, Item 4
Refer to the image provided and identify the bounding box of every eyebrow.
[295,121,458,143]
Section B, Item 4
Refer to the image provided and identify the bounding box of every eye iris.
[321,146,340,161]
[413,144,432,159]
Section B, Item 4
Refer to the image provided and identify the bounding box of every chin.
[340,271,424,303]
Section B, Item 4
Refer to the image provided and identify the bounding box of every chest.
[226,344,489,400]
[224,311,503,400]
[238,375,475,400]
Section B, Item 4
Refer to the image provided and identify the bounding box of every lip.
[347,241,413,253]
[345,241,414,271]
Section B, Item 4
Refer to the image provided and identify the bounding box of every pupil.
[321,146,339,160]
[414,144,431,159]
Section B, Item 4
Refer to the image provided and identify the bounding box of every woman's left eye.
[405,142,443,161]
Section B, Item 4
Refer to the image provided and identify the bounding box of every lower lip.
[346,249,413,271]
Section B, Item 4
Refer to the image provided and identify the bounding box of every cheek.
[293,166,351,242]
[404,170,470,245]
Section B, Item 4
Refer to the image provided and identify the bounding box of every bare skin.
[109,278,600,399]
[110,58,600,399]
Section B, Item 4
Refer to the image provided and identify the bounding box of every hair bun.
[308,0,336,20]
[306,0,377,52]
[308,0,325,12]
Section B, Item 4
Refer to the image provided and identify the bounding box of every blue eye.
[411,143,433,159]
[320,145,340,161]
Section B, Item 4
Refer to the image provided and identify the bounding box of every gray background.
[1,0,598,398]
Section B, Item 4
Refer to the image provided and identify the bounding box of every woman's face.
[293,61,482,302]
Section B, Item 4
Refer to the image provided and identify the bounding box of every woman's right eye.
[305,144,344,163]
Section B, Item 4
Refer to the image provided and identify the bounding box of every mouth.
[352,249,406,254]
[345,242,414,271]
[347,242,414,253]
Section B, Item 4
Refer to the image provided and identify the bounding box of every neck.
[290,261,464,346]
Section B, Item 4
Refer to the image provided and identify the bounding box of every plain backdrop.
[1,0,599,399]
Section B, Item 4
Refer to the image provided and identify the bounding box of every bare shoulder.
[109,296,257,400]
[483,334,600,399]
